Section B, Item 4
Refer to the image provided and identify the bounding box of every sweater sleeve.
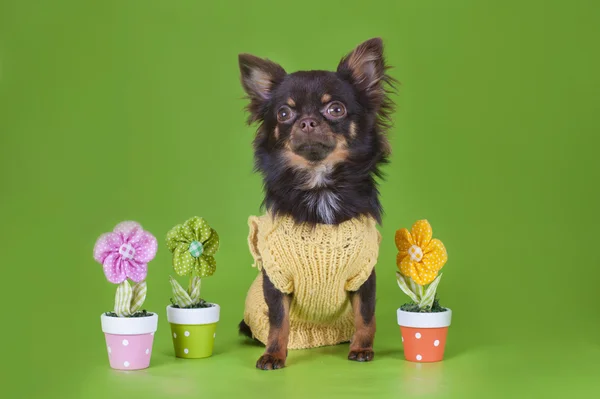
[345,228,382,292]
[247,215,294,294]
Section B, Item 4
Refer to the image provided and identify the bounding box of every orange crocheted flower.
[395,220,447,285]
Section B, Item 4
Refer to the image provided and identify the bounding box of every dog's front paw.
[256,354,286,370]
[348,349,374,362]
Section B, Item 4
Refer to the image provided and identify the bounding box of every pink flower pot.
[100,313,158,370]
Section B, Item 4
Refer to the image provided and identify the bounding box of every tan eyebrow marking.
[287,98,295,107]
[321,94,332,103]
[349,122,357,138]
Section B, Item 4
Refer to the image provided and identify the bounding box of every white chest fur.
[302,190,341,224]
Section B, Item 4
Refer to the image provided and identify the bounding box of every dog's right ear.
[238,54,286,124]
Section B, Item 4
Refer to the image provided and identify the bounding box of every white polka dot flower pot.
[101,312,158,370]
[397,308,452,362]
[166,304,220,359]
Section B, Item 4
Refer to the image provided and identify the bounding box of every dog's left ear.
[239,54,286,124]
[338,38,394,156]
[337,38,386,96]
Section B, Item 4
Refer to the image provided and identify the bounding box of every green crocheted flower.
[166,216,219,277]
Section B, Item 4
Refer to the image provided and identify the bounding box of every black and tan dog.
[237,38,396,370]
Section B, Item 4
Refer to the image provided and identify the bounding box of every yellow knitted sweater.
[243,213,381,349]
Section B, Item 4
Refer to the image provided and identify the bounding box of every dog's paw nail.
[348,350,374,362]
[256,354,285,370]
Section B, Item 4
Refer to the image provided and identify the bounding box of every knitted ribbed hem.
[244,318,354,350]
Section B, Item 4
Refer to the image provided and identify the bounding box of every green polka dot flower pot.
[166,304,220,359]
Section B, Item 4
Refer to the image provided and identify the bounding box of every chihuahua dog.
[237,38,396,369]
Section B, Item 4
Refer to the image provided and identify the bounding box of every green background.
[1,1,599,398]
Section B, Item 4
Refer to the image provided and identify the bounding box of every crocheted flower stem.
[114,280,147,317]
[396,272,442,310]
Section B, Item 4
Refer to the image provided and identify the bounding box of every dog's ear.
[239,54,286,124]
[337,38,395,156]
[337,38,386,94]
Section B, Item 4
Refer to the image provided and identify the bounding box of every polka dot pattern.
[104,332,155,370]
[400,326,448,363]
[166,217,220,278]
[395,228,414,252]
[395,220,448,286]
[411,220,433,248]
[422,239,448,271]
[93,221,157,284]
[399,256,415,281]
[170,323,217,359]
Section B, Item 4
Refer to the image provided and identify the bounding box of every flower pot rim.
[166,303,220,325]
[397,307,452,328]
[101,312,158,335]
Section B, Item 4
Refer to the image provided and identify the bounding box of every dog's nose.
[299,118,319,134]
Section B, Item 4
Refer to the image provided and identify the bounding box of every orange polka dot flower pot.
[395,220,451,362]
[397,308,452,362]
[165,216,221,359]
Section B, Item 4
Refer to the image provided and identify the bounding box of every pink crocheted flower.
[93,221,157,284]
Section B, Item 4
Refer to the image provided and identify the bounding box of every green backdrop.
[1,1,599,398]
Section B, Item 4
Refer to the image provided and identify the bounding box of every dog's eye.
[277,106,294,123]
[326,102,346,119]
